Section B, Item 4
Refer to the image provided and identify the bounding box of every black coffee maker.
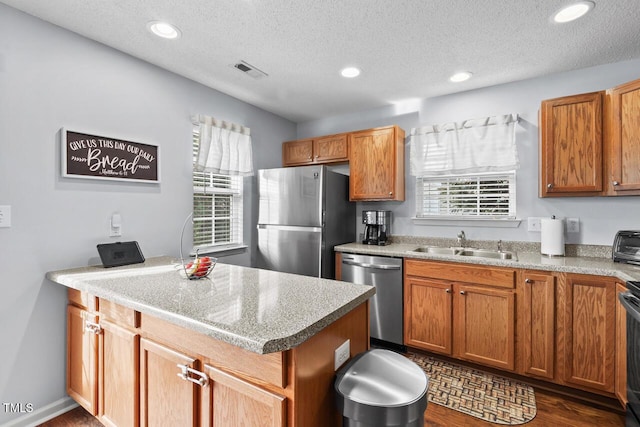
[362,210,391,245]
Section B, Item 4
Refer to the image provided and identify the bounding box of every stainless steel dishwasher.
[341,253,403,347]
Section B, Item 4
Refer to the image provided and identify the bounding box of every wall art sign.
[61,128,160,183]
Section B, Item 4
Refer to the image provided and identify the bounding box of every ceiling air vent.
[232,60,268,79]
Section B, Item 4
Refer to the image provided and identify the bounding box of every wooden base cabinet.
[67,304,99,416]
[67,295,139,427]
[615,282,628,407]
[559,274,616,393]
[517,271,556,380]
[404,259,516,371]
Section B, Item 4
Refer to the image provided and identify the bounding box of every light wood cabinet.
[67,304,98,416]
[517,271,556,380]
[349,125,405,201]
[539,91,604,197]
[67,291,140,427]
[559,274,616,393]
[605,77,640,195]
[98,320,139,427]
[455,283,515,371]
[282,134,348,166]
[201,364,286,427]
[615,282,628,407]
[139,338,200,427]
[404,259,516,371]
[404,277,453,354]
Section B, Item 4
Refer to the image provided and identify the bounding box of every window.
[416,172,516,219]
[192,130,243,251]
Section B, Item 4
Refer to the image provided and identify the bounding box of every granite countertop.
[46,256,375,355]
[335,242,640,282]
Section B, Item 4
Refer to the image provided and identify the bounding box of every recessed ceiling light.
[552,1,594,23]
[340,67,361,78]
[147,21,181,39]
[449,71,473,82]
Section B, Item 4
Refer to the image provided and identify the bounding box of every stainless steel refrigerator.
[256,165,355,279]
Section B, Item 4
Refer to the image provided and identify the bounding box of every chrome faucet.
[457,230,466,248]
[497,239,503,252]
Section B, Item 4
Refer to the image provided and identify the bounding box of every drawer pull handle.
[177,364,209,387]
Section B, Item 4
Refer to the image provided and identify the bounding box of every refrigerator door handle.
[257,224,322,232]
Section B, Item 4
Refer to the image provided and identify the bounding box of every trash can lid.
[336,349,429,407]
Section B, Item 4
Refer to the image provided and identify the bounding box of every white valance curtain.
[409,113,519,176]
[193,114,254,176]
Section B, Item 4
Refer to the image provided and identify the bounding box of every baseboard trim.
[2,397,78,427]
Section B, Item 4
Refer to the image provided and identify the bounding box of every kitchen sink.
[411,246,516,260]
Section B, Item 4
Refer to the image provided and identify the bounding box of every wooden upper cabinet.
[605,77,640,195]
[539,91,604,197]
[282,134,348,166]
[349,125,405,201]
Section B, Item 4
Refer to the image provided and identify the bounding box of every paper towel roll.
[541,217,565,256]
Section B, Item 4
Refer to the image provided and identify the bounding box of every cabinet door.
[615,282,628,407]
[99,319,140,427]
[201,364,286,427]
[349,126,405,201]
[282,139,313,166]
[67,305,99,415]
[562,274,615,392]
[404,277,453,355]
[313,134,348,163]
[540,92,603,196]
[518,272,556,379]
[454,284,515,371]
[607,78,640,195]
[139,338,200,427]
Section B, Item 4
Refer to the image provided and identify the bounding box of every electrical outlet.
[334,339,350,371]
[566,217,580,233]
[527,217,541,232]
[0,205,11,228]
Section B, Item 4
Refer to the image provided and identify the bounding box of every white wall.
[0,5,294,424]
[298,59,640,246]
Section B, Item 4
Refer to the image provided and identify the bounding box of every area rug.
[406,353,537,425]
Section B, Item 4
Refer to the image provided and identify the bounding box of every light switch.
[0,205,11,228]
[110,213,122,237]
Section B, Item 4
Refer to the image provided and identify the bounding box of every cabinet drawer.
[68,288,98,312]
[98,298,139,328]
[405,259,515,289]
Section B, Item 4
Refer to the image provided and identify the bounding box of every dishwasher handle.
[342,259,401,270]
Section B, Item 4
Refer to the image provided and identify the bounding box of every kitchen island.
[47,256,374,427]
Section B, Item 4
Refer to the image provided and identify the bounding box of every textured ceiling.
[3,0,640,122]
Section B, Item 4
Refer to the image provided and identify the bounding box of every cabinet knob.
[389,192,393,196]
[613,181,620,186]
[525,278,532,284]
[445,288,451,293]
[547,183,554,189]
[307,155,312,160]
[460,290,466,295]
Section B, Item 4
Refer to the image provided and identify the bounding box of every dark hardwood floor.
[39,388,624,427]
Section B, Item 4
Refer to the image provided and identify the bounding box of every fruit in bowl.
[185,256,213,279]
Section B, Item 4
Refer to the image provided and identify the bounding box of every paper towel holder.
[541,215,565,257]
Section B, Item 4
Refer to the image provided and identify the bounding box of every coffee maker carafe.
[362,210,391,245]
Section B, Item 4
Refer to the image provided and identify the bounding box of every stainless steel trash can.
[335,349,429,427]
